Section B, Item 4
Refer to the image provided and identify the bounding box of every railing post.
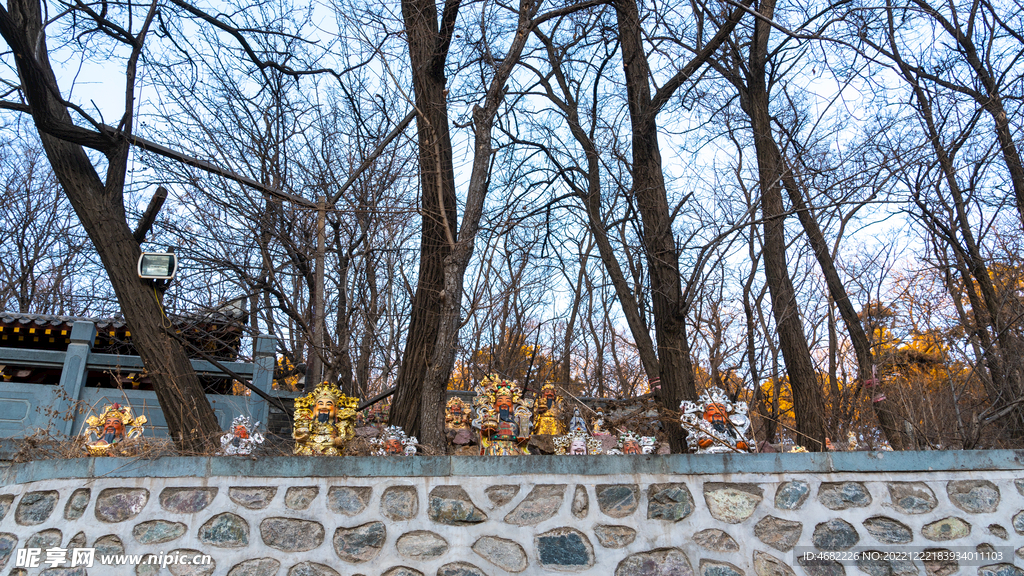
[57,321,96,436]
[251,334,276,427]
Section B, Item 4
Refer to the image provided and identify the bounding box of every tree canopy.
[2,0,1023,451]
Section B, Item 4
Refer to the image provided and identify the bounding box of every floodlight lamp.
[138,253,178,280]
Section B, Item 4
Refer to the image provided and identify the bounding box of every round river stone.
[774,481,810,510]
[615,547,694,576]
[159,488,217,514]
[536,527,594,571]
[96,488,149,523]
[812,519,859,551]
[886,482,937,514]
[505,485,565,526]
[260,517,325,552]
[15,491,58,525]
[133,520,187,544]
[472,535,528,572]
[333,522,386,563]
[596,484,639,518]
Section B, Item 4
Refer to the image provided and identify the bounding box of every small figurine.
[554,429,604,455]
[220,415,265,455]
[370,425,418,456]
[532,383,567,436]
[472,375,532,455]
[368,399,389,425]
[83,403,147,456]
[679,387,754,454]
[591,408,611,435]
[293,381,359,455]
[607,431,656,455]
[357,398,389,427]
[445,397,473,431]
[567,408,588,434]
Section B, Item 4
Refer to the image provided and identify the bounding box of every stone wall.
[0,451,1022,576]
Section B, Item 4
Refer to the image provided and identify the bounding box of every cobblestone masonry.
[0,452,1021,576]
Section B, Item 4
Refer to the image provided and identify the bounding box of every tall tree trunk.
[332,242,355,396]
[615,0,698,453]
[533,28,661,382]
[388,0,460,438]
[778,162,909,449]
[418,0,540,451]
[885,7,1024,438]
[1,0,220,451]
[355,251,380,397]
[560,244,590,387]
[742,0,826,450]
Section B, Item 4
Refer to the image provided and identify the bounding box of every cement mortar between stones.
[0,460,1021,576]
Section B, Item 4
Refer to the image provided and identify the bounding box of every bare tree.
[0,0,223,449]
[0,133,101,314]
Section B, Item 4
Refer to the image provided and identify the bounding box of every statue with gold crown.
[445,397,473,431]
[472,375,532,455]
[679,387,753,454]
[532,383,567,436]
[83,403,147,456]
[293,381,359,455]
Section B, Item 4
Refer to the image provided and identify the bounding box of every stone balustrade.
[0,451,1021,576]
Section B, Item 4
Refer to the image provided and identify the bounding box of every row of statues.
[467,376,658,456]
[83,403,270,456]
[82,378,754,457]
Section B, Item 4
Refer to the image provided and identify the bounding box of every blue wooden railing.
[0,320,275,439]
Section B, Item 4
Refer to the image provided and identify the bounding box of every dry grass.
[12,429,178,462]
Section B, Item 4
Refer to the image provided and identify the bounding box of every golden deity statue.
[445,397,472,431]
[83,403,147,456]
[292,381,359,455]
[472,375,532,455]
[532,383,566,436]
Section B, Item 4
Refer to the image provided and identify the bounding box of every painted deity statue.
[367,399,389,426]
[220,415,265,455]
[554,429,604,455]
[591,408,610,436]
[445,397,473,431]
[472,375,533,455]
[679,387,753,454]
[532,383,567,436]
[293,381,359,455]
[370,425,418,456]
[83,403,147,456]
[557,432,603,455]
[607,431,656,455]
[567,408,588,434]
[554,407,603,455]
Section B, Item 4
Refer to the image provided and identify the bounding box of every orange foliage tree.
[448,331,563,395]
